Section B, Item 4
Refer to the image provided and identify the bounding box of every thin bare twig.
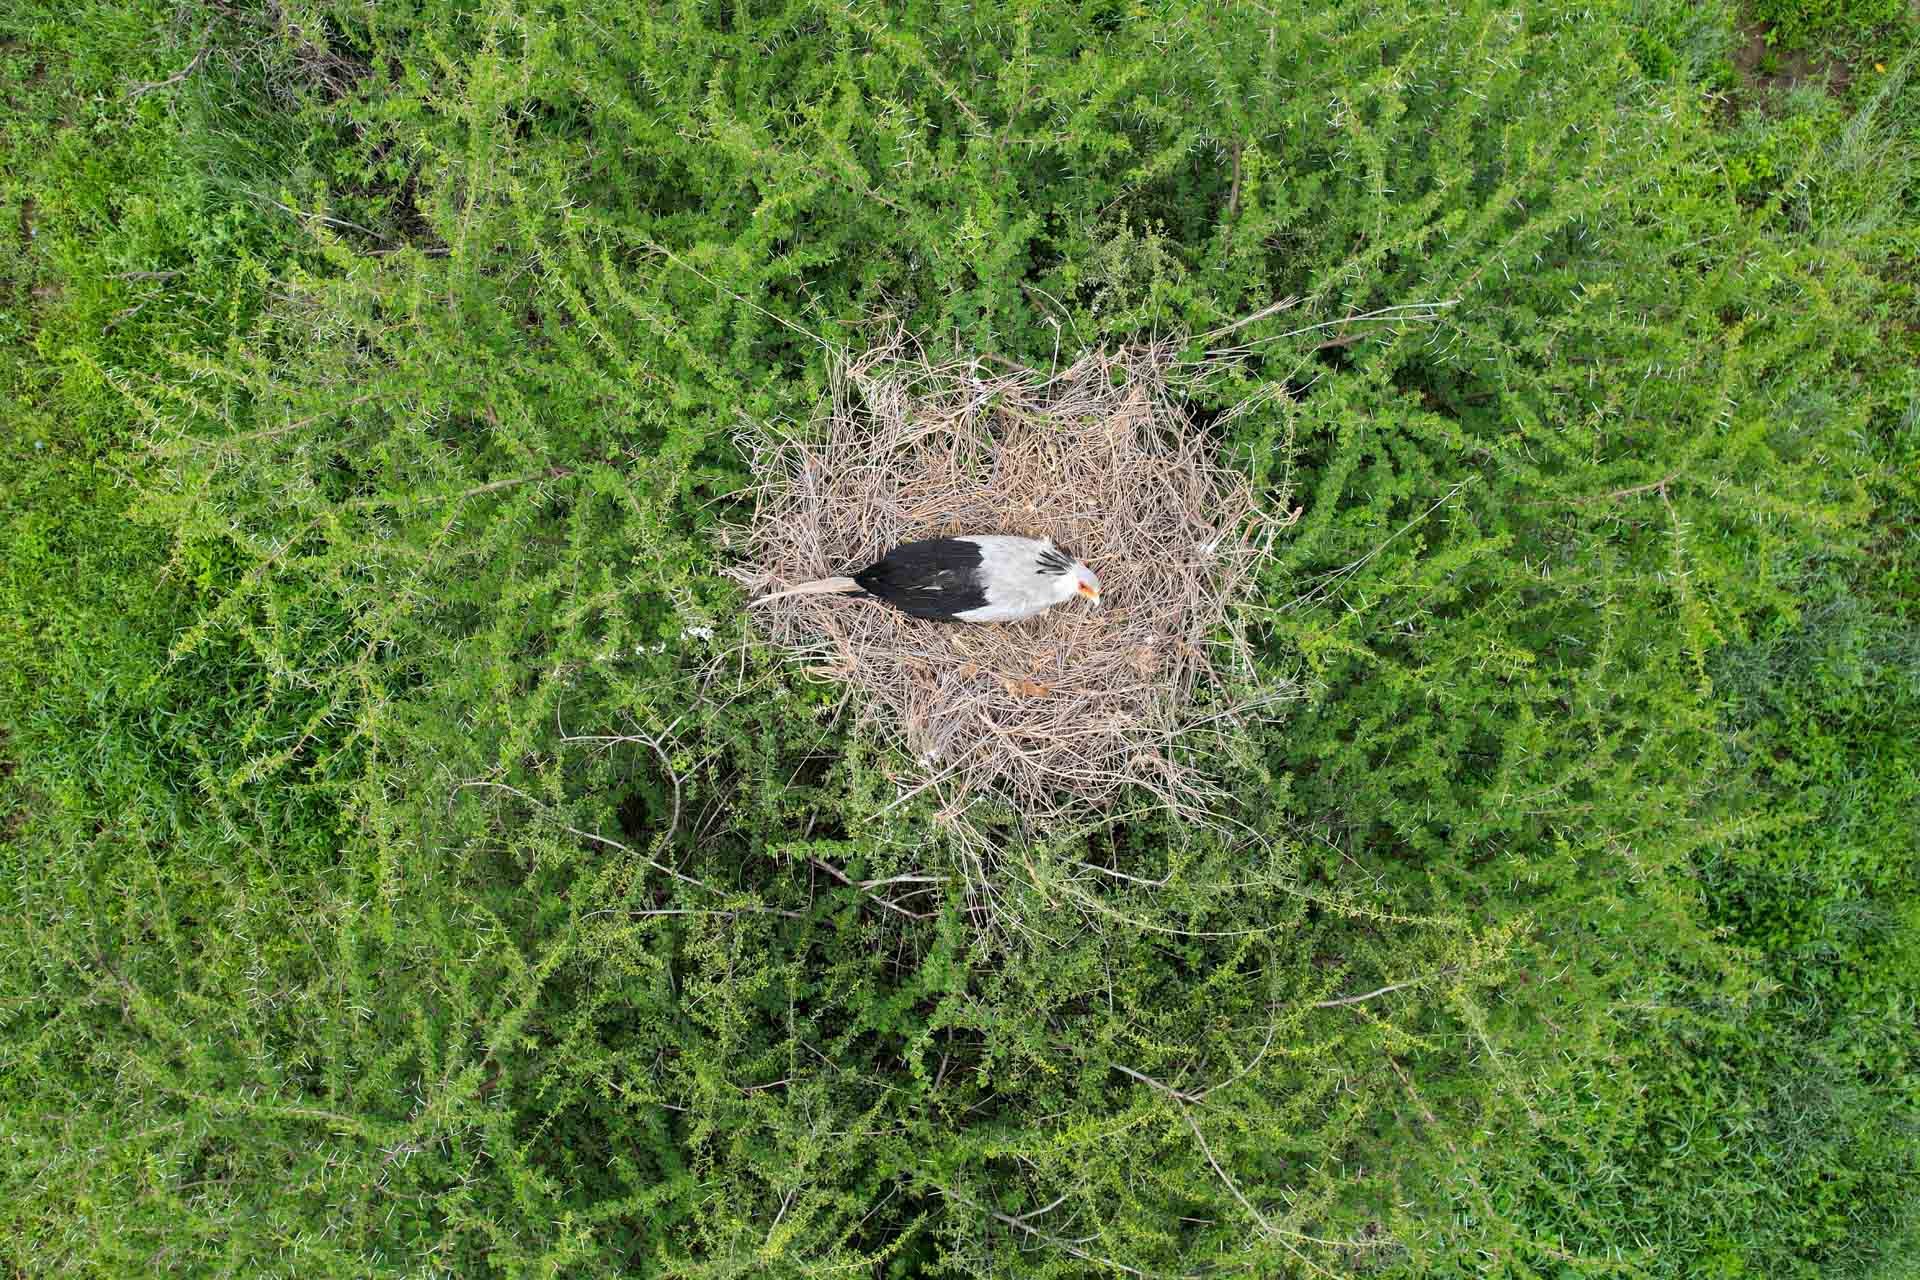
[561,723,683,846]
[1313,966,1460,1008]
[347,466,573,509]
[453,779,800,915]
[987,1209,1161,1279]
[1113,1060,1376,1274]
[806,856,934,921]
[1527,468,1682,507]
[126,46,207,101]
[1196,296,1301,344]
[1110,1062,1201,1104]
[1201,299,1461,354]
[170,392,382,453]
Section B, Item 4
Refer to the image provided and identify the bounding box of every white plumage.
[751,534,1102,624]
[944,535,1081,621]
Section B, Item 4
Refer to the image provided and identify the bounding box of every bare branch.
[561,724,683,846]
[806,856,934,921]
[126,46,208,101]
[1313,966,1460,1008]
[452,779,793,914]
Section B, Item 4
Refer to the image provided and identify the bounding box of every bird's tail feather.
[749,576,861,605]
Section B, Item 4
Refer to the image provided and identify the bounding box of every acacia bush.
[2,0,1915,1276]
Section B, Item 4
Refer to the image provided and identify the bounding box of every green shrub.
[1750,0,1906,50]
[2,0,1915,1276]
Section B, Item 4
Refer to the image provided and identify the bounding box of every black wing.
[853,538,988,621]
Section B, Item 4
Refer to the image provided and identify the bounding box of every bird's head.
[1072,563,1103,606]
[1037,537,1102,608]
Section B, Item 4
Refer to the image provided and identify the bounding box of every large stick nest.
[730,341,1291,822]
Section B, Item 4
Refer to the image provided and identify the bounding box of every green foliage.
[2,0,1916,1277]
[1750,0,1907,51]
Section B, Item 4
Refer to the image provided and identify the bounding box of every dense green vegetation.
[2,0,1914,1275]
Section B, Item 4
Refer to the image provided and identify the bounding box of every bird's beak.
[1077,583,1101,605]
